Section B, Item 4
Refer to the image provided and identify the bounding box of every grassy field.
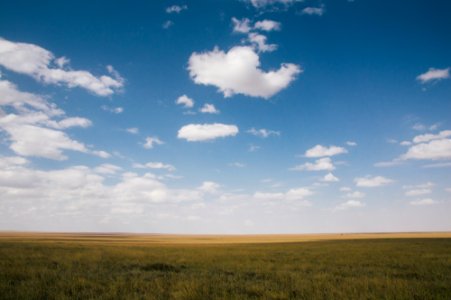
[1,233,450,299]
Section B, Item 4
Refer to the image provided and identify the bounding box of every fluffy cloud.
[166,5,188,14]
[354,176,393,187]
[176,95,194,108]
[302,6,325,16]
[412,130,451,143]
[416,67,450,84]
[188,46,301,99]
[254,20,281,31]
[404,182,434,196]
[292,157,335,171]
[247,127,280,138]
[143,136,164,149]
[199,103,219,114]
[402,139,451,160]
[0,80,108,160]
[177,123,239,142]
[345,191,365,199]
[0,38,123,96]
[232,17,251,33]
[248,33,278,52]
[346,141,357,146]
[322,172,339,182]
[305,145,348,158]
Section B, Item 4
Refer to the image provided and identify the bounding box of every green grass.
[1,238,450,299]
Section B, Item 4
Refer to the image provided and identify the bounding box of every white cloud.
[176,94,194,108]
[400,141,412,146]
[254,20,281,32]
[95,163,122,175]
[248,0,298,8]
[0,38,123,96]
[198,181,220,193]
[402,138,451,160]
[178,123,239,142]
[346,141,357,146]
[354,176,393,187]
[188,46,301,99]
[292,157,335,171]
[409,198,437,206]
[253,187,313,203]
[91,150,111,159]
[416,67,449,84]
[101,105,123,114]
[126,127,139,134]
[166,5,187,14]
[302,6,325,16]
[247,127,280,138]
[248,33,278,52]
[143,136,164,149]
[422,162,451,168]
[232,17,251,33]
[199,103,219,114]
[0,80,109,160]
[404,182,434,196]
[305,145,348,158]
[340,187,352,192]
[336,200,365,210]
[412,130,451,144]
[134,162,176,172]
[323,172,339,182]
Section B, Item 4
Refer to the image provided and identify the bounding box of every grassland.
[1,232,450,299]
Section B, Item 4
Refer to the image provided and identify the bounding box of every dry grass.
[1,232,450,299]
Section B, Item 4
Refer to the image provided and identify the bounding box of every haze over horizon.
[0,0,450,233]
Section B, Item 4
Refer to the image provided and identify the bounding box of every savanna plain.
[1,232,450,299]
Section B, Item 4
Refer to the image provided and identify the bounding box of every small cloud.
[198,181,220,193]
[162,20,174,29]
[248,144,261,152]
[291,157,335,171]
[178,123,239,142]
[416,67,450,84]
[346,141,357,147]
[247,127,280,138]
[134,162,175,172]
[345,191,365,199]
[126,127,139,134]
[143,136,164,149]
[254,20,281,31]
[176,94,194,108]
[199,103,219,114]
[409,198,437,206]
[336,200,365,210]
[229,162,246,168]
[340,187,352,192]
[354,176,393,187]
[305,145,347,158]
[322,172,339,182]
[302,5,325,16]
[166,5,188,14]
[101,105,123,114]
[232,17,251,33]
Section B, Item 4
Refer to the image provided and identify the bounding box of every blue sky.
[0,0,450,233]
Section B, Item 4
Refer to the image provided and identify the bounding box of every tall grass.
[1,238,450,299]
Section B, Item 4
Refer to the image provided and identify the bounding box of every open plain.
[1,232,450,299]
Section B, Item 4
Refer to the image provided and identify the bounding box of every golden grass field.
[1,231,450,244]
[1,232,451,299]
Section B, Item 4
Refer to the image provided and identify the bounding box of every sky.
[0,0,450,233]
